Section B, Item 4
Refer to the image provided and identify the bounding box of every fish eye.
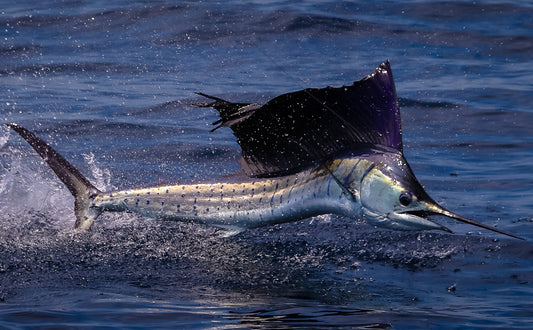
[399,192,413,206]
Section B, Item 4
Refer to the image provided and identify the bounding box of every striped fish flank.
[93,159,366,229]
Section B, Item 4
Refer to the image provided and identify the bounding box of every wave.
[0,62,149,76]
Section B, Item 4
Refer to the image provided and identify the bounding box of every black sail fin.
[194,92,261,132]
[200,61,402,177]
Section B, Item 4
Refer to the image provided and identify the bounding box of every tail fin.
[6,123,102,229]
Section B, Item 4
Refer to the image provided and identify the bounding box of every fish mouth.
[402,207,525,240]
[402,210,453,233]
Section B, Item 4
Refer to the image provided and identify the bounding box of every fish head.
[356,152,443,231]
[355,152,523,239]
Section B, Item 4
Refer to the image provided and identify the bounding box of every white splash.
[83,152,114,191]
[0,124,10,148]
[0,145,73,228]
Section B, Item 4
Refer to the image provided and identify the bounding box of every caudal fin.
[6,123,102,229]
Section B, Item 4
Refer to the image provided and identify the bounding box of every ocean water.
[1,0,532,328]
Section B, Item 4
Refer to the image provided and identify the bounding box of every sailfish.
[5,61,523,239]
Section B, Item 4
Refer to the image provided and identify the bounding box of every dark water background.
[1,1,532,328]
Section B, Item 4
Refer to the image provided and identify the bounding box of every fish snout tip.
[425,202,526,241]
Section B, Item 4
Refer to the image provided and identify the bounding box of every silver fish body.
[92,158,364,229]
[89,152,448,233]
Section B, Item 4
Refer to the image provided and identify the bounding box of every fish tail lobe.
[6,123,102,229]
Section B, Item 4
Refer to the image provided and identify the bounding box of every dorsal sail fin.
[200,61,402,178]
[195,92,261,132]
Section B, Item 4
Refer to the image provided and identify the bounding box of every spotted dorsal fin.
[200,61,402,178]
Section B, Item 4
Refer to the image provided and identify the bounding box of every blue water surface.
[1,1,532,329]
